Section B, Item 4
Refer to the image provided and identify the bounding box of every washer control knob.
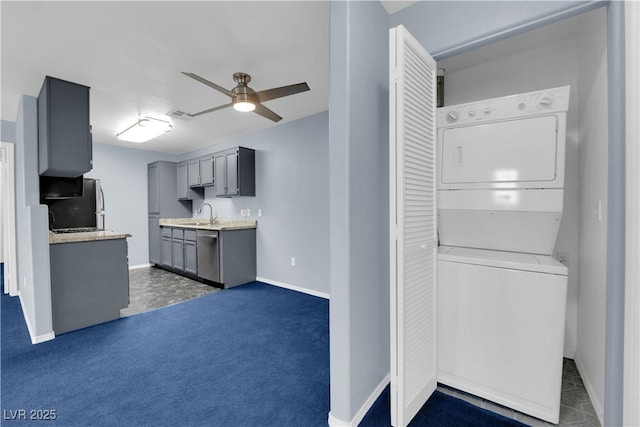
[446,111,459,122]
[537,94,554,108]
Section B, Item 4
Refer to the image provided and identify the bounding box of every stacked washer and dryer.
[435,86,570,423]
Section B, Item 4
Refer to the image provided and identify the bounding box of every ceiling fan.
[181,72,310,123]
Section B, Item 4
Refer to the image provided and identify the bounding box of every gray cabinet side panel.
[148,163,159,213]
[238,147,256,196]
[50,239,129,334]
[148,214,160,264]
[219,229,256,288]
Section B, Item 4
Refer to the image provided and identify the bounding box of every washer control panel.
[438,85,570,127]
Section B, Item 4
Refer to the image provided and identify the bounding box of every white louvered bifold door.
[389,25,438,427]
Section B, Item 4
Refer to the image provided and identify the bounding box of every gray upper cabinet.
[188,159,201,187]
[148,161,191,216]
[38,76,92,177]
[214,147,255,197]
[177,162,190,200]
[200,156,215,186]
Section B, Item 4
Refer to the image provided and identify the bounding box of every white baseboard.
[328,373,390,427]
[574,354,604,425]
[129,263,151,270]
[18,292,55,344]
[256,276,330,299]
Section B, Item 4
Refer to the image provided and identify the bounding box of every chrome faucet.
[196,202,216,224]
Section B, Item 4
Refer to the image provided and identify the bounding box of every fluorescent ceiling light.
[116,117,172,143]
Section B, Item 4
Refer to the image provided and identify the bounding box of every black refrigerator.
[42,178,105,231]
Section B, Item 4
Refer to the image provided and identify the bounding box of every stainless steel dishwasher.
[196,230,219,282]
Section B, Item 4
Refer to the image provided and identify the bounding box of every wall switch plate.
[290,257,296,267]
[557,252,569,266]
[240,209,246,217]
[258,209,262,217]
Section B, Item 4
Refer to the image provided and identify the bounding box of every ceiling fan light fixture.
[233,101,256,112]
[116,117,172,143]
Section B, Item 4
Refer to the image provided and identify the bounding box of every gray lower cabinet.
[184,240,197,275]
[218,229,256,288]
[172,232,184,271]
[161,236,172,267]
[50,238,129,335]
[160,227,198,276]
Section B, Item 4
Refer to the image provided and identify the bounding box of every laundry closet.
[390,6,608,426]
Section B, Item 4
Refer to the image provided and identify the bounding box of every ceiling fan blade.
[255,82,310,103]
[253,103,282,122]
[190,103,233,117]
[182,72,233,97]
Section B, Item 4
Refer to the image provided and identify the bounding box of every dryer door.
[440,115,559,186]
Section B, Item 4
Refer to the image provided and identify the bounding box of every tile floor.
[437,358,601,426]
[122,267,600,427]
[121,266,219,316]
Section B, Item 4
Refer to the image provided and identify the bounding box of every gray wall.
[178,111,330,295]
[14,95,53,341]
[328,1,390,423]
[390,0,604,59]
[87,143,176,267]
[1,120,16,142]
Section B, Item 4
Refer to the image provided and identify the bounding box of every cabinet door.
[214,154,227,196]
[38,76,92,177]
[188,160,200,187]
[161,237,173,267]
[148,163,159,213]
[200,157,214,186]
[177,162,189,199]
[184,241,198,275]
[148,214,160,264]
[172,239,185,271]
[225,151,239,195]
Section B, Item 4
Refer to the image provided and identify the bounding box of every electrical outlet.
[246,208,251,216]
[557,252,569,266]
[258,209,262,217]
[240,209,246,217]
[290,257,296,267]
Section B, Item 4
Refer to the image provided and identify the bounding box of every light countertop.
[159,218,257,231]
[49,230,130,245]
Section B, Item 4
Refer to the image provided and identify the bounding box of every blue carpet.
[360,386,528,427]
[2,282,329,427]
[3,281,528,427]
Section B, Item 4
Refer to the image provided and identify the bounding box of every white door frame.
[623,2,640,425]
[0,142,18,296]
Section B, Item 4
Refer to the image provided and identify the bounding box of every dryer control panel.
[437,85,570,127]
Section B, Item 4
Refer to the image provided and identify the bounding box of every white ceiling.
[379,1,419,15]
[1,1,329,154]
